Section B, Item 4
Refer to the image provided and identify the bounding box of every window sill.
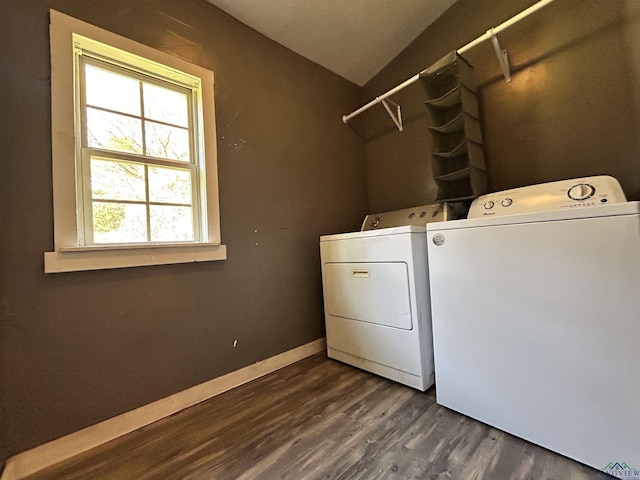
[44,243,227,273]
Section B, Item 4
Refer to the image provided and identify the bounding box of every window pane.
[92,202,147,243]
[145,121,190,161]
[87,108,143,154]
[149,205,193,242]
[91,158,146,201]
[148,166,192,204]
[85,64,140,116]
[143,83,189,127]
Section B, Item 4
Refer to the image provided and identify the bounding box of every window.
[46,10,226,273]
[79,49,199,244]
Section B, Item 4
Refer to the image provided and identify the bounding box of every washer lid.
[428,201,640,231]
[467,175,627,219]
[361,202,452,231]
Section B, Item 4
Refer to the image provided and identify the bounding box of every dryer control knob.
[484,201,495,209]
[568,183,595,201]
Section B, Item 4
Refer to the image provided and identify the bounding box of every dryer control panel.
[362,202,453,231]
[467,175,627,219]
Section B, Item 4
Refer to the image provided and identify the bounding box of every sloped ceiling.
[205,0,458,86]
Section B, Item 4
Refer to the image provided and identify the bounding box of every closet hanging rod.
[342,0,555,126]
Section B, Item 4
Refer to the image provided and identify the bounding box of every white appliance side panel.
[323,262,412,329]
[408,232,436,387]
[427,214,640,471]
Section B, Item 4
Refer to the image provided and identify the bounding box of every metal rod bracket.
[380,98,403,132]
[490,29,511,83]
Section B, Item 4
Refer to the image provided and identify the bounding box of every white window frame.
[46,10,226,273]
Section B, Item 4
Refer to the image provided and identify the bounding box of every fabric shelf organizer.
[421,51,488,202]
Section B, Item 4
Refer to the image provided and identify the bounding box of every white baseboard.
[1,338,326,480]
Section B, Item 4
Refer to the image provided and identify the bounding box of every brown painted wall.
[362,0,640,212]
[0,0,366,465]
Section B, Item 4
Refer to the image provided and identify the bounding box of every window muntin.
[76,50,202,245]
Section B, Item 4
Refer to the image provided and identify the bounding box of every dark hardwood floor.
[26,354,604,479]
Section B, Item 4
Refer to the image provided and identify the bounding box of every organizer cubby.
[421,51,488,202]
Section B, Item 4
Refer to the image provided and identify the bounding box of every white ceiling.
[205,0,458,86]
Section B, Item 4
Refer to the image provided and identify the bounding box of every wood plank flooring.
[25,354,606,480]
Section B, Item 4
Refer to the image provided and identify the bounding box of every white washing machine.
[320,203,452,391]
[427,176,640,475]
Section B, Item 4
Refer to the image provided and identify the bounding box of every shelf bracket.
[489,29,511,83]
[380,97,403,132]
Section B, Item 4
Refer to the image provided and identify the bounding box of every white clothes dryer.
[427,176,640,475]
[320,203,452,391]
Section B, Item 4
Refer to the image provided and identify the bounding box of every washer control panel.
[467,175,627,219]
[362,202,453,231]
